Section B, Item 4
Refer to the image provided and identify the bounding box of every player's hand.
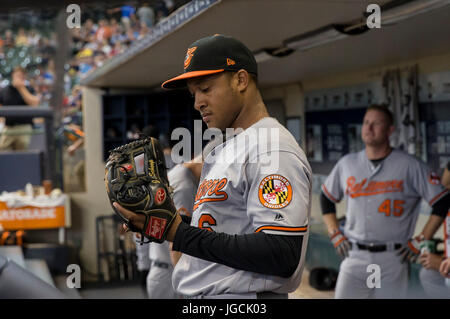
[330,230,351,258]
[113,202,182,242]
[397,236,422,263]
[113,202,145,232]
[439,258,450,278]
[418,252,444,271]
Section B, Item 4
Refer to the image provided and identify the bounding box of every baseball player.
[418,170,450,298]
[134,156,202,298]
[320,104,450,298]
[114,34,312,298]
[418,251,450,298]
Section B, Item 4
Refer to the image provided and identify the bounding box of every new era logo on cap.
[162,34,257,89]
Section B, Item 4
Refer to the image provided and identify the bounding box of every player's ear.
[235,69,249,92]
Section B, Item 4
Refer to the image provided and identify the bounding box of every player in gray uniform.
[134,159,201,298]
[320,105,450,298]
[418,196,450,298]
[115,35,312,299]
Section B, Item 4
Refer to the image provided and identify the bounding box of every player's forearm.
[320,191,340,236]
[169,243,183,266]
[420,214,445,240]
[172,222,303,278]
[322,213,341,236]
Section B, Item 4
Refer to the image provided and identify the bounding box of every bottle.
[419,240,435,254]
[43,180,52,195]
[25,183,34,197]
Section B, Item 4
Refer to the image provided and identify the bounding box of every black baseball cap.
[161,34,257,89]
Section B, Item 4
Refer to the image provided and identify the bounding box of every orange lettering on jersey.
[193,178,228,210]
[346,176,403,198]
[198,214,217,232]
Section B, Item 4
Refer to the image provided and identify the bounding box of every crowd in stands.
[0,1,190,128]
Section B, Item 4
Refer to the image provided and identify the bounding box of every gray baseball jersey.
[172,117,312,297]
[168,163,198,216]
[136,164,198,298]
[149,164,198,268]
[322,149,449,244]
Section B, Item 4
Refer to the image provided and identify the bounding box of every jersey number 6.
[378,199,405,217]
[198,214,217,232]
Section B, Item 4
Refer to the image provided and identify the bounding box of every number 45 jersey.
[322,149,449,244]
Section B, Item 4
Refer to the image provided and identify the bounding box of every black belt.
[353,242,402,252]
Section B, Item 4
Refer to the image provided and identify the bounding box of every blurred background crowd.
[0,1,189,129]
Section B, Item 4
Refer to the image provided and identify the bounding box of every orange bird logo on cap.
[184,46,197,69]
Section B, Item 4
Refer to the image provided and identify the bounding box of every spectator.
[109,18,119,35]
[15,28,29,47]
[95,19,112,43]
[4,30,14,48]
[155,9,166,25]
[43,59,55,85]
[108,3,136,31]
[94,49,108,67]
[164,0,175,14]
[137,2,155,28]
[138,21,150,39]
[80,19,97,42]
[154,0,169,17]
[110,41,124,57]
[0,67,40,151]
[27,29,40,46]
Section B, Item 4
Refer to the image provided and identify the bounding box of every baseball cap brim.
[161,69,224,89]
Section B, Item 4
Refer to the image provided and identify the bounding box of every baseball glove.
[105,137,177,244]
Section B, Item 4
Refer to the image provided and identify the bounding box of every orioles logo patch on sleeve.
[258,175,292,209]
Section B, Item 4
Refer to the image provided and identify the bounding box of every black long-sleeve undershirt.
[172,221,303,278]
[320,191,336,215]
[431,193,450,218]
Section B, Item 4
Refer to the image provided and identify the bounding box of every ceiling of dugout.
[81,0,450,90]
